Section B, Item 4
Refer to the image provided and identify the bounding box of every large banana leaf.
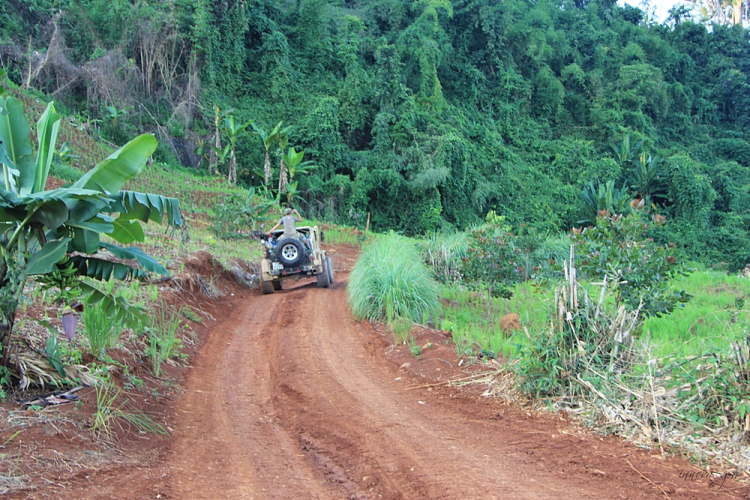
[110,218,145,244]
[0,188,24,223]
[72,241,167,281]
[73,255,148,281]
[0,97,33,193]
[100,242,167,274]
[26,238,71,275]
[72,227,101,254]
[26,198,68,230]
[20,188,111,232]
[72,135,158,194]
[0,141,17,189]
[29,102,61,195]
[111,190,182,228]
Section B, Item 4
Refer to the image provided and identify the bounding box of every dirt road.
[155,269,744,499]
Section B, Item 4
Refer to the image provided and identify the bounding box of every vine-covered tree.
[3,0,750,268]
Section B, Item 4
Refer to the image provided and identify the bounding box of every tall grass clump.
[92,383,169,440]
[83,305,123,358]
[348,233,441,330]
[147,302,184,376]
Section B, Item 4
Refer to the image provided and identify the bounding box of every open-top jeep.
[255,226,333,294]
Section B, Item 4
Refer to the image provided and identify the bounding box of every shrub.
[461,220,523,304]
[572,200,691,318]
[417,231,468,284]
[210,187,276,240]
[348,233,440,326]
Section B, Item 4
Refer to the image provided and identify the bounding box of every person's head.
[284,207,292,215]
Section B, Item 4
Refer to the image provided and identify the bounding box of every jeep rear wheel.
[261,278,274,295]
[276,238,304,266]
[316,261,330,288]
[273,281,282,291]
[326,256,334,284]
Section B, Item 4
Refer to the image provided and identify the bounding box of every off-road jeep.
[255,226,333,294]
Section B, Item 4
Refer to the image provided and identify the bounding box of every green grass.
[92,383,169,440]
[124,163,245,215]
[439,282,551,359]
[318,224,364,247]
[82,302,123,358]
[439,270,750,362]
[147,302,185,377]
[643,270,750,358]
[348,233,441,328]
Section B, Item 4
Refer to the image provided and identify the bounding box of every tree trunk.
[0,269,19,367]
[208,133,218,174]
[487,286,492,320]
[228,149,236,185]
[278,159,288,193]
[0,314,14,367]
[733,0,742,25]
[213,129,221,175]
[264,150,271,185]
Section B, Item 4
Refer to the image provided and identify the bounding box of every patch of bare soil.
[5,244,749,499]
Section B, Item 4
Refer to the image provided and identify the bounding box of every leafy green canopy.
[573,202,692,318]
[6,0,750,267]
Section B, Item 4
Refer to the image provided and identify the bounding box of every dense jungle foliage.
[2,0,750,269]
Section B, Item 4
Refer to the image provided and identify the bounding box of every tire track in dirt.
[164,284,333,499]
[161,268,744,499]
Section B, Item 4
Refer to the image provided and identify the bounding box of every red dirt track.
[10,246,748,499]
[159,262,747,499]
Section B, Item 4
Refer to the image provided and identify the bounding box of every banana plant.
[220,115,253,185]
[281,147,316,206]
[105,105,133,127]
[251,122,281,186]
[610,134,644,168]
[276,126,293,194]
[580,180,629,224]
[0,95,182,366]
[210,106,235,175]
[628,153,668,206]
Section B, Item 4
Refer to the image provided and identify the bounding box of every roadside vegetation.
[348,206,750,472]
[348,232,440,342]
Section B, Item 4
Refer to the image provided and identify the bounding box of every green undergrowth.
[643,270,750,358]
[318,224,365,247]
[439,272,750,363]
[439,283,549,359]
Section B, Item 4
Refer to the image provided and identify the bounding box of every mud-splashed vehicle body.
[255,226,333,294]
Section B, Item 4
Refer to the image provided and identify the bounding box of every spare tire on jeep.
[275,237,304,266]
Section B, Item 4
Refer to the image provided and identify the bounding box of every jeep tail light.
[309,254,314,262]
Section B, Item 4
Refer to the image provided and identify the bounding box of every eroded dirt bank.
[11,246,748,499]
